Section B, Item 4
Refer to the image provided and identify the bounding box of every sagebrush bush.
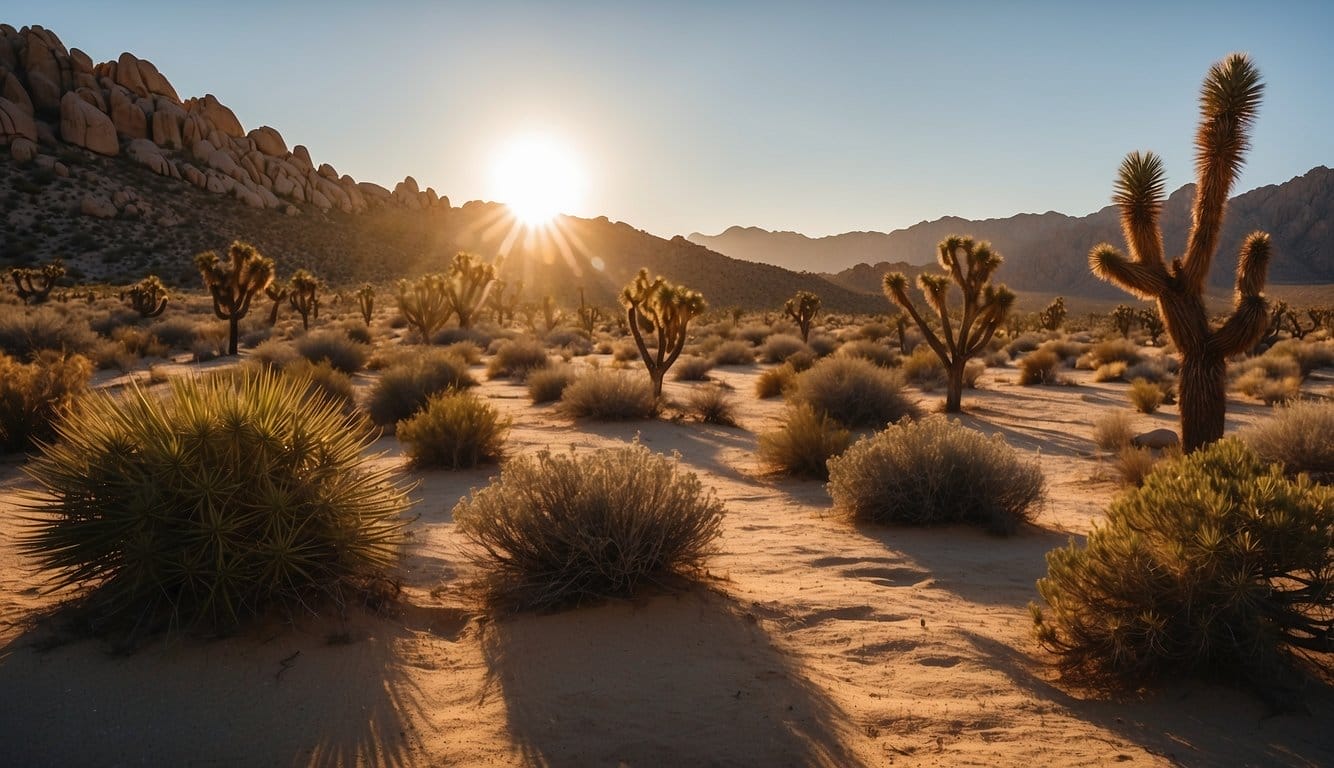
[760,333,811,364]
[827,416,1044,534]
[758,404,851,479]
[1080,338,1142,369]
[755,364,796,399]
[1005,332,1046,357]
[1092,411,1134,452]
[1113,444,1164,486]
[684,384,739,426]
[486,338,551,380]
[1092,361,1127,382]
[527,365,578,404]
[1128,378,1165,413]
[431,325,493,349]
[281,358,358,414]
[296,331,370,373]
[711,340,756,366]
[1041,338,1086,362]
[561,369,657,420]
[838,339,898,368]
[1018,348,1062,385]
[1232,355,1301,404]
[791,356,920,428]
[441,340,483,365]
[0,305,100,358]
[148,317,200,350]
[1241,400,1334,482]
[672,355,714,381]
[900,345,947,390]
[962,358,986,388]
[18,371,411,631]
[454,443,725,609]
[1033,440,1334,692]
[0,351,92,453]
[366,348,477,425]
[1265,339,1334,377]
[396,390,510,468]
[735,323,773,345]
[807,333,839,358]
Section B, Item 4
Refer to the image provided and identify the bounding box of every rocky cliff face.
[0,24,446,221]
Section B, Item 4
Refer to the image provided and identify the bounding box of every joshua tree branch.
[1089,244,1168,299]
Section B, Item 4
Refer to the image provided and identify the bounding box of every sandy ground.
[1,354,1332,767]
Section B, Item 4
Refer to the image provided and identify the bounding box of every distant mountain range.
[690,166,1334,298]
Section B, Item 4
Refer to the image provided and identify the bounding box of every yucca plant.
[445,251,497,329]
[1089,54,1271,451]
[120,275,169,318]
[783,290,821,342]
[18,370,412,633]
[288,269,322,330]
[196,241,275,355]
[621,268,707,399]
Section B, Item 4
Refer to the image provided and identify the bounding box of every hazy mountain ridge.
[691,166,1334,298]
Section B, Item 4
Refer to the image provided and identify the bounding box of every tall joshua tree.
[196,241,275,356]
[1089,53,1269,451]
[1038,296,1066,332]
[396,274,453,341]
[288,269,321,330]
[784,290,821,342]
[444,251,496,329]
[621,268,707,399]
[884,236,1015,413]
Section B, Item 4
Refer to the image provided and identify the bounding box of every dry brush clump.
[683,383,739,427]
[0,351,92,453]
[527,365,579,404]
[366,348,477,426]
[672,354,714,381]
[758,404,852,480]
[454,444,725,610]
[295,330,370,373]
[827,416,1045,535]
[560,369,657,420]
[1241,400,1334,483]
[486,337,552,381]
[755,364,797,399]
[760,333,811,364]
[1127,378,1166,413]
[1033,440,1334,697]
[791,356,920,429]
[18,371,411,633]
[397,390,510,469]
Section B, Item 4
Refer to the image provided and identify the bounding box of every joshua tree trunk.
[1178,353,1226,450]
[945,358,967,413]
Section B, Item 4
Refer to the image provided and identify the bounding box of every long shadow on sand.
[960,629,1334,767]
[0,611,436,768]
[481,587,870,767]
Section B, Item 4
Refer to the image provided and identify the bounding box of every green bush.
[827,415,1044,534]
[0,351,92,453]
[397,390,510,468]
[791,356,920,428]
[527,365,578,404]
[561,369,657,420]
[454,443,725,609]
[1033,440,1334,691]
[486,338,551,380]
[758,404,851,479]
[366,349,477,425]
[1241,400,1334,482]
[296,331,370,373]
[18,371,411,631]
[684,383,738,426]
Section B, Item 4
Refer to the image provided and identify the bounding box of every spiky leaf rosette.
[19,370,412,633]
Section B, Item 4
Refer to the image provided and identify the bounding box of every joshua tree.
[1137,307,1166,345]
[355,283,375,326]
[783,290,821,342]
[265,280,290,326]
[576,288,604,333]
[120,275,169,318]
[396,273,453,341]
[621,268,707,399]
[1109,304,1136,337]
[540,295,563,332]
[196,241,275,356]
[444,251,496,329]
[1089,53,1270,451]
[10,259,65,304]
[485,279,522,325]
[288,269,321,330]
[1038,296,1066,332]
[884,236,1015,412]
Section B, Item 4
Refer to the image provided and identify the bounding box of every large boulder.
[9,136,36,162]
[1131,428,1180,450]
[190,93,244,138]
[22,26,74,112]
[150,102,184,148]
[108,86,147,140]
[59,91,118,155]
[0,96,36,143]
[0,69,32,114]
[248,125,286,157]
[291,144,313,170]
[126,138,177,178]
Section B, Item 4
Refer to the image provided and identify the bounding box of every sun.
[490,134,585,226]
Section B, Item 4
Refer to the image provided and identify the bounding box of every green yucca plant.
[196,242,275,355]
[18,370,412,633]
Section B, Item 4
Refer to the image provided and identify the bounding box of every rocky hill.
[0,24,880,312]
[692,166,1334,298]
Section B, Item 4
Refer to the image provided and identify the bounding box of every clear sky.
[9,1,1334,239]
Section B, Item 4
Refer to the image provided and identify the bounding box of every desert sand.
[1,357,1332,767]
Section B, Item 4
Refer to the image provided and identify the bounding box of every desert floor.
[1,356,1332,768]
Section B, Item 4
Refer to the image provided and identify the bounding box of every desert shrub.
[148,317,200,350]
[807,333,839,358]
[684,384,738,426]
[249,338,299,369]
[827,416,1044,534]
[1114,444,1164,486]
[838,339,898,368]
[281,358,357,414]
[963,358,986,388]
[239,325,273,349]
[791,356,920,428]
[900,345,946,390]
[1005,332,1046,357]
[1092,411,1134,452]
[982,348,1011,368]
[736,323,772,345]
[88,307,142,337]
[366,349,477,426]
[784,349,816,372]
[561,369,657,420]
[1040,338,1086,363]
[344,323,373,345]
[857,322,892,342]
[296,331,369,373]
[1080,338,1142,369]
[672,355,714,381]
[1241,400,1334,482]
[440,340,483,365]
[191,327,228,362]
[1092,361,1128,382]
[487,338,552,380]
[1124,356,1177,382]
[758,404,852,479]
[755,364,796,399]
[0,305,100,358]
[0,351,92,453]
[110,326,168,359]
[1033,440,1334,692]
[1265,339,1334,377]
[1232,355,1301,404]
[611,340,641,363]
[1127,378,1165,413]
[454,443,725,609]
[761,333,811,364]
[711,340,756,366]
[1018,348,1062,385]
[527,365,578,404]
[432,325,493,349]
[397,390,510,469]
[18,371,411,631]
[543,328,592,354]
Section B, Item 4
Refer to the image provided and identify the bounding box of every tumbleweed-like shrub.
[281,358,358,414]
[1128,377,1165,413]
[527,365,578,404]
[1033,440,1334,693]
[366,348,477,426]
[1241,400,1334,483]
[397,390,510,468]
[560,369,657,420]
[827,415,1044,534]
[684,383,739,426]
[760,333,811,364]
[0,351,92,453]
[454,443,725,610]
[295,331,370,373]
[710,340,756,366]
[1018,348,1062,385]
[18,370,412,631]
[758,404,852,479]
[790,356,920,428]
[838,339,898,368]
[487,337,552,380]
[755,364,796,399]
[672,354,714,381]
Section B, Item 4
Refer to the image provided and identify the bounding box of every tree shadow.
[480,587,871,767]
[959,629,1334,767]
[0,609,437,767]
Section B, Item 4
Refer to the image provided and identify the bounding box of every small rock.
[1131,428,1179,450]
[80,194,117,219]
[9,136,37,163]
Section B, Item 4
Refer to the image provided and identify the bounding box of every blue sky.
[9,1,1334,238]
